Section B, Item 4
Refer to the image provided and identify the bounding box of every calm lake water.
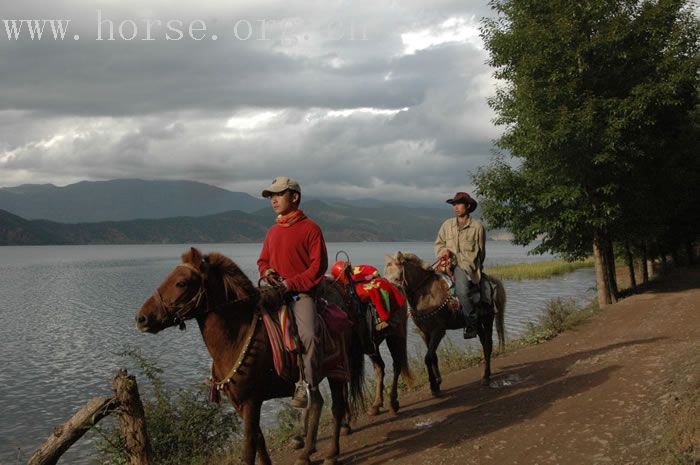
[0,242,595,464]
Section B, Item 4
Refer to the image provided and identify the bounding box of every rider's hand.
[441,250,452,259]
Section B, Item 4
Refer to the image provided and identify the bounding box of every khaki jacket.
[434,216,486,284]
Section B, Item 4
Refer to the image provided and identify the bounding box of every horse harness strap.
[407,277,453,323]
[210,311,262,391]
[408,297,451,322]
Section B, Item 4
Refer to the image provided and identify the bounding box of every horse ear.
[200,255,210,273]
[182,247,203,269]
[384,254,395,265]
[396,251,404,263]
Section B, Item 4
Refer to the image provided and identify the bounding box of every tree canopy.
[476,0,699,304]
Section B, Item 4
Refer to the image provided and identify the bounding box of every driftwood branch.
[112,369,153,465]
[27,396,116,465]
[28,369,153,465]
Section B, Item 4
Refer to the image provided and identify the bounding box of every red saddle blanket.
[261,299,352,382]
[354,277,406,321]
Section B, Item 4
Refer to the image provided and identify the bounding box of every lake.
[0,242,595,464]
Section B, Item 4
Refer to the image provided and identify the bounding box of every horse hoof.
[289,435,304,450]
[431,388,441,397]
[322,458,338,465]
[481,378,490,387]
[389,401,400,415]
[340,425,352,436]
[367,405,381,416]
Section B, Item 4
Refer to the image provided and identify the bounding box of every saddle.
[436,272,498,309]
[257,287,352,382]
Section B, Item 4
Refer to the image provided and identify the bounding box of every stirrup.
[375,321,390,332]
[289,380,310,409]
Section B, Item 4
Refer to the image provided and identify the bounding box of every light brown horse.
[135,248,365,465]
[384,252,506,395]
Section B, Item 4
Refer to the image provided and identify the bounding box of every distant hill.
[0,179,269,222]
[0,200,466,245]
[0,209,65,245]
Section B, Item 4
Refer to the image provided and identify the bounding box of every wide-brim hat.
[261,176,301,198]
[446,191,477,213]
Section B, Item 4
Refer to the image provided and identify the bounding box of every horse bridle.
[149,263,208,330]
[396,257,443,299]
[150,262,254,330]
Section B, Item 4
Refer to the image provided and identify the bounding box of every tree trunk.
[603,234,618,303]
[660,250,668,268]
[593,233,611,306]
[671,248,680,266]
[624,241,637,291]
[28,397,116,465]
[112,369,153,465]
[642,241,651,282]
[687,241,695,265]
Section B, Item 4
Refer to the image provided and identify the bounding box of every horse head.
[384,251,431,291]
[135,247,258,333]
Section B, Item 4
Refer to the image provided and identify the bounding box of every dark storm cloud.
[0,1,501,204]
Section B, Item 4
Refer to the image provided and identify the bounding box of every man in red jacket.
[257,176,328,408]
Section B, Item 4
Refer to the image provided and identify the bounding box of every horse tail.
[346,324,366,420]
[492,276,507,352]
[398,305,414,389]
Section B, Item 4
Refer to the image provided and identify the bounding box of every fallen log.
[27,396,116,465]
[28,369,153,465]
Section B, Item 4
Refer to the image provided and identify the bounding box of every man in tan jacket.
[434,192,486,338]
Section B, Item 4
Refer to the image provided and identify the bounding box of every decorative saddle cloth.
[339,264,406,322]
[260,298,352,382]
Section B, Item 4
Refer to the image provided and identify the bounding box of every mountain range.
[0,179,481,245]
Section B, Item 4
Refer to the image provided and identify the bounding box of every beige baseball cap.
[261,176,301,198]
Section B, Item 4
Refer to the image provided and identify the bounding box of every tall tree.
[476,0,699,305]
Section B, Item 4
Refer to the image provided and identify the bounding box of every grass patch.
[512,298,599,347]
[486,258,594,280]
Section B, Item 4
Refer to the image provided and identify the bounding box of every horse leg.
[368,350,385,416]
[255,425,272,465]
[386,334,405,414]
[478,311,495,386]
[322,378,346,465]
[425,329,445,396]
[241,401,261,465]
[340,384,352,436]
[289,408,307,450]
[295,387,323,465]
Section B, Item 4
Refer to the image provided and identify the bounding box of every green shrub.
[95,348,240,465]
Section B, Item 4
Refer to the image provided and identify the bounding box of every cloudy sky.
[0,0,502,205]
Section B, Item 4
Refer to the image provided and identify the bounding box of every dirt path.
[275,267,699,465]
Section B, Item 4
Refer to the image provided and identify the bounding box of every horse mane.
[204,252,259,303]
[399,252,431,270]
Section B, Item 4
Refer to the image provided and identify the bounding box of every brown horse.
[384,252,506,395]
[135,248,365,465]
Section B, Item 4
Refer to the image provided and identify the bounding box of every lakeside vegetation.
[485,258,594,280]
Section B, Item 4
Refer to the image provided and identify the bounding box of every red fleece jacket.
[257,217,328,292]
